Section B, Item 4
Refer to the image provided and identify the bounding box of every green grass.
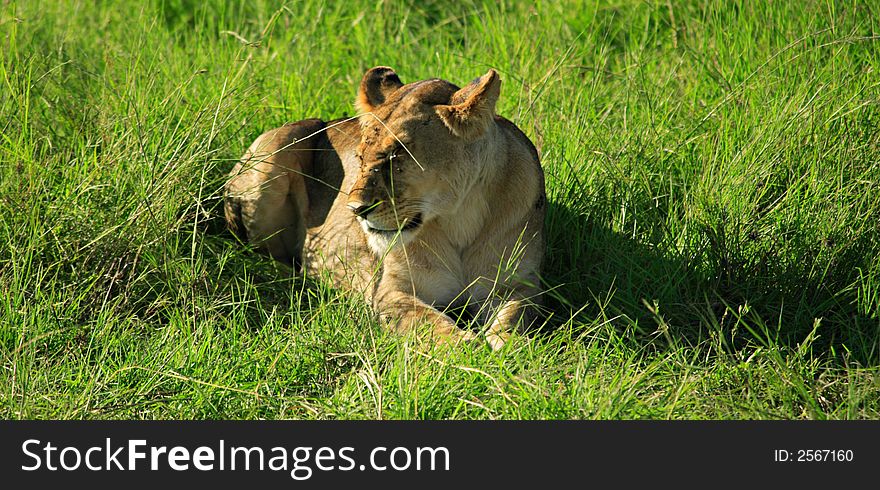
[2,0,879,419]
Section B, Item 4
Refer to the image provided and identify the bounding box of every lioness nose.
[347,201,376,217]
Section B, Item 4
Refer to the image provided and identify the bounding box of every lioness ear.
[435,69,501,140]
[356,66,404,114]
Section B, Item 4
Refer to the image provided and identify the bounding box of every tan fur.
[224,67,546,350]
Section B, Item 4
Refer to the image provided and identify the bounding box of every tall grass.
[1,0,879,419]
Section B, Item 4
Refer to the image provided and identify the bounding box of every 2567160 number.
[774,449,854,462]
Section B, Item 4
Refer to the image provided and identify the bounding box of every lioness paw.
[430,322,479,346]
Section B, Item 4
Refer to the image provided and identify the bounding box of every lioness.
[224,67,546,350]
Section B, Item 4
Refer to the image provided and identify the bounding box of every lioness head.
[346,66,502,253]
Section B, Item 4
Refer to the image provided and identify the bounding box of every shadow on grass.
[541,200,880,366]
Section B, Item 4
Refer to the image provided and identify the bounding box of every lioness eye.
[388,149,403,172]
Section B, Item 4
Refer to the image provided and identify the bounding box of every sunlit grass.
[1,0,878,419]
